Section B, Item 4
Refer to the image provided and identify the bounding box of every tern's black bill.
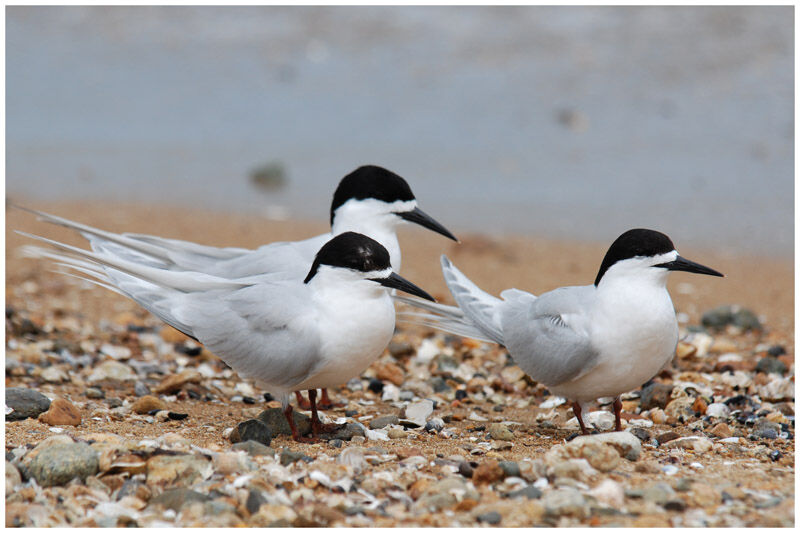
[371,272,436,302]
[396,207,458,242]
[657,255,724,277]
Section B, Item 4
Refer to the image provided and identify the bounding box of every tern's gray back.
[500,285,600,387]
[173,281,323,391]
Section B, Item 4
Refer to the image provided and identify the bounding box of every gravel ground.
[5,202,794,527]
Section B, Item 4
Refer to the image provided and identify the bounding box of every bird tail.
[10,204,246,271]
[395,255,505,345]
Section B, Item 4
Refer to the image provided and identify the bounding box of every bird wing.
[172,283,323,391]
[500,285,600,387]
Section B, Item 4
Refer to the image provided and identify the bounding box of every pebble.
[589,479,625,508]
[752,419,781,440]
[373,361,405,386]
[131,395,167,414]
[257,407,311,437]
[6,461,22,494]
[488,422,514,441]
[655,431,680,445]
[41,365,69,383]
[369,414,399,429]
[388,341,414,357]
[85,387,105,399]
[88,360,137,382]
[5,387,51,420]
[564,438,621,472]
[542,488,589,519]
[476,511,502,524]
[27,441,99,487]
[402,399,434,427]
[755,357,788,375]
[705,402,730,418]
[571,431,642,461]
[38,398,82,426]
[149,488,210,511]
[640,382,674,410]
[642,482,675,505]
[709,422,733,438]
[154,369,201,394]
[229,419,272,446]
[280,449,310,466]
[507,484,542,500]
[134,382,151,397]
[498,461,521,478]
[472,459,505,484]
[663,436,713,453]
[146,454,212,488]
[424,418,444,433]
[231,440,275,457]
[387,428,406,439]
[629,427,651,442]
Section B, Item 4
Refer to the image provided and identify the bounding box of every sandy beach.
[5,201,794,527]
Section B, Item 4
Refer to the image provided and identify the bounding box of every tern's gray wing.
[438,256,505,344]
[172,283,322,391]
[500,285,600,387]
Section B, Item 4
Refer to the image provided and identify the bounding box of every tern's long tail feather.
[12,205,247,271]
[395,255,505,345]
[18,232,253,339]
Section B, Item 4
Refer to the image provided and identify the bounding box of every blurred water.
[6,6,793,257]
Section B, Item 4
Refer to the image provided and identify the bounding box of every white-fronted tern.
[21,230,435,441]
[397,228,723,434]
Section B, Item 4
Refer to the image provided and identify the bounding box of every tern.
[396,228,723,434]
[20,230,435,441]
[14,164,457,409]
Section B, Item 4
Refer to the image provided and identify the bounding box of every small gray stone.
[755,357,788,375]
[134,382,151,397]
[752,419,781,440]
[84,387,105,399]
[432,354,460,375]
[429,377,451,393]
[229,419,272,446]
[507,484,542,500]
[5,387,51,421]
[388,341,414,357]
[346,378,363,392]
[572,431,642,461]
[246,489,267,514]
[642,482,675,505]
[543,488,589,519]
[498,461,520,478]
[27,442,99,487]
[149,488,210,511]
[629,427,651,442]
[280,449,310,466]
[257,407,311,437]
[476,511,502,524]
[732,308,762,331]
[369,415,400,429]
[425,418,445,433]
[324,423,366,441]
[231,440,275,457]
[701,306,734,330]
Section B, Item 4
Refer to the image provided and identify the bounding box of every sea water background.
[6,6,793,257]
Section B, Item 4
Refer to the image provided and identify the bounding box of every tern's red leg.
[572,401,589,435]
[294,391,312,410]
[284,403,316,443]
[308,389,342,436]
[613,396,623,432]
[318,388,345,409]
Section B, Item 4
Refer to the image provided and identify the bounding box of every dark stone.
[345,409,359,417]
[767,345,786,357]
[425,419,444,433]
[498,461,520,478]
[323,423,365,441]
[664,499,687,512]
[176,344,202,357]
[458,461,474,478]
[149,488,210,511]
[769,450,782,461]
[655,431,681,445]
[263,392,274,402]
[429,377,451,393]
[732,308,762,331]
[630,427,652,442]
[367,379,384,394]
[640,382,674,410]
[242,396,256,404]
[246,489,267,515]
[106,398,123,408]
[229,419,273,446]
[455,389,468,401]
[280,449,309,466]
[257,407,310,437]
[329,439,344,448]
[755,357,787,375]
[433,354,460,375]
[369,415,400,429]
[476,511,502,525]
[701,306,734,330]
[5,387,51,421]
[231,440,275,457]
[15,318,42,336]
[507,485,543,500]
[167,412,189,420]
[753,419,781,440]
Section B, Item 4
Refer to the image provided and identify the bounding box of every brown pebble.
[655,431,680,444]
[692,396,708,415]
[709,422,733,439]
[131,395,167,414]
[38,398,81,426]
[373,361,405,386]
[472,459,504,485]
[396,447,424,459]
[154,369,201,394]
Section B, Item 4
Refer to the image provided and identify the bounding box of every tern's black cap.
[330,165,415,224]
[594,229,675,286]
[304,231,391,283]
